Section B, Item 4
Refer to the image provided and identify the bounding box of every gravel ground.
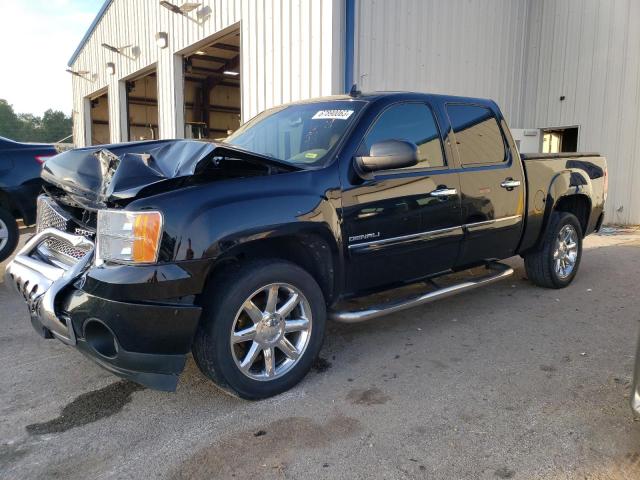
[1,228,640,479]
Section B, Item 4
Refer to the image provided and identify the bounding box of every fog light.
[84,319,118,358]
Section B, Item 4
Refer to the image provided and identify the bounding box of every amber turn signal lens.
[132,212,162,263]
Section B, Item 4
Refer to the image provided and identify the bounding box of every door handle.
[430,187,458,198]
[500,179,521,189]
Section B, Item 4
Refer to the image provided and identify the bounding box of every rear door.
[342,101,463,292]
[445,103,525,266]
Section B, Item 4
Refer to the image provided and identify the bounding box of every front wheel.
[524,211,583,289]
[193,259,326,399]
[0,207,19,263]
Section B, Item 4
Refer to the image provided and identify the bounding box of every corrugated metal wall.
[241,0,342,117]
[355,0,640,224]
[70,0,640,224]
[523,0,640,225]
[70,0,342,147]
[353,0,531,126]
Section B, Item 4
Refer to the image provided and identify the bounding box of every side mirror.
[354,139,418,174]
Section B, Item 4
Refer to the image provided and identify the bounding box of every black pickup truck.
[5,92,607,399]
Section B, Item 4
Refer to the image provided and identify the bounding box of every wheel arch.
[203,228,341,306]
[0,186,35,223]
[520,166,599,255]
[553,194,592,235]
[544,170,594,239]
[0,188,17,218]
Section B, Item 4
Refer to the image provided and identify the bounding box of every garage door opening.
[89,91,109,145]
[542,127,579,153]
[125,70,159,141]
[183,28,240,141]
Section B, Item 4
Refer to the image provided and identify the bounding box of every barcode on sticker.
[312,109,354,120]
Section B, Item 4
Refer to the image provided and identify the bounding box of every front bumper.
[5,228,202,391]
[5,228,93,344]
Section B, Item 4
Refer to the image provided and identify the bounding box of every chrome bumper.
[5,228,95,345]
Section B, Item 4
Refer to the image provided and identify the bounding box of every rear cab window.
[445,104,507,166]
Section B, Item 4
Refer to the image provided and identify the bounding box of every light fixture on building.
[101,42,131,55]
[223,70,239,76]
[156,32,168,49]
[106,62,116,75]
[159,1,201,16]
[195,50,206,55]
[65,68,90,79]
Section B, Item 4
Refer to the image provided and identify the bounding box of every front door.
[342,102,463,293]
[444,103,525,266]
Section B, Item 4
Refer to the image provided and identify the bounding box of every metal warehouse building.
[68,0,640,224]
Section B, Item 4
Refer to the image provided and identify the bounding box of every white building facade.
[69,0,640,224]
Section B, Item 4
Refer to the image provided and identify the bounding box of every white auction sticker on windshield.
[312,109,354,120]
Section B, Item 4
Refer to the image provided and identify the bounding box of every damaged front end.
[41,139,299,209]
[5,139,297,390]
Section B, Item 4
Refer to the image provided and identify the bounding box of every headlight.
[97,210,163,264]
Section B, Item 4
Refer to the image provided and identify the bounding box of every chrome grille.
[36,196,69,233]
[43,238,91,260]
[35,196,93,262]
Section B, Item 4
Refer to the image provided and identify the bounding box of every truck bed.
[518,152,607,254]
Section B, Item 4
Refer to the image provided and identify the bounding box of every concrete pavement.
[1,228,640,479]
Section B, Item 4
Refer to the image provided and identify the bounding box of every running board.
[329,262,514,323]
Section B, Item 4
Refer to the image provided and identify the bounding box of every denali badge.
[349,232,381,243]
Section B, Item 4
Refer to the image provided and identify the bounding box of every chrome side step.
[329,262,514,323]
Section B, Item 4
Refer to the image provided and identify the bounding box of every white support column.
[81,97,92,147]
[107,80,127,144]
[116,80,128,142]
[173,54,185,139]
[71,75,86,147]
[157,52,185,139]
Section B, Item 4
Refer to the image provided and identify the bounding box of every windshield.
[225,100,366,167]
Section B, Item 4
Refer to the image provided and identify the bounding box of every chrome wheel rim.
[230,283,312,381]
[0,219,8,251]
[554,224,578,279]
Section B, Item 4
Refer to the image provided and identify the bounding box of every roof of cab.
[284,91,497,107]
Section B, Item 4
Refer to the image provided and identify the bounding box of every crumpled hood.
[41,139,296,208]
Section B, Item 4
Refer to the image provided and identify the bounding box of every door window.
[358,103,445,169]
[446,104,506,165]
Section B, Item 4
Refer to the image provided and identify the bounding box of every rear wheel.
[524,211,583,289]
[0,207,19,262]
[193,259,326,399]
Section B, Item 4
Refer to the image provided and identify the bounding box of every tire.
[524,211,583,289]
[193,259,326,400]
[0,207,19,263]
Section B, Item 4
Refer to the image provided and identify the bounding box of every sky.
[0,0,103,116]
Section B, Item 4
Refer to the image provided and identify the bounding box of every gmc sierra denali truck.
[5,92,607,399]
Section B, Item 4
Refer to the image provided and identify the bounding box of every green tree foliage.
[0,99,72,143]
